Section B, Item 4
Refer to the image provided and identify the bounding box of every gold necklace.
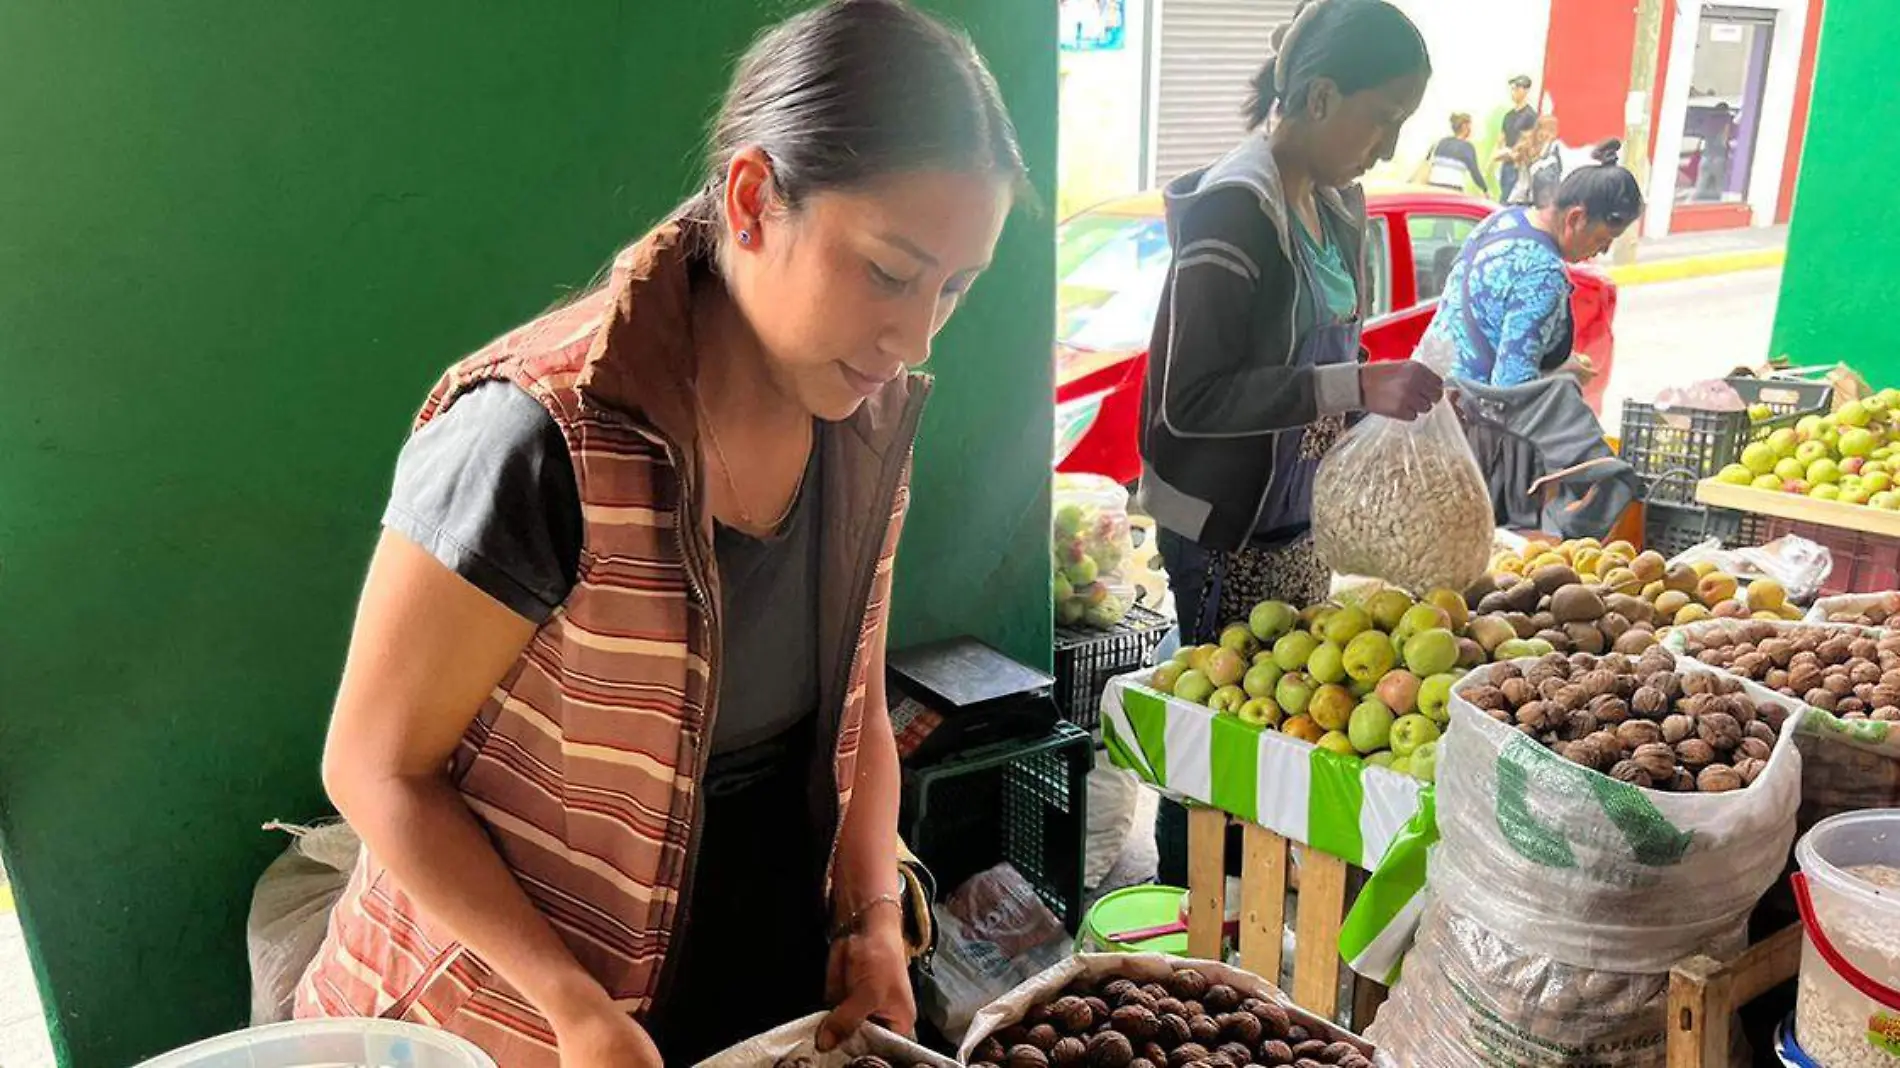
[693,392,810,532]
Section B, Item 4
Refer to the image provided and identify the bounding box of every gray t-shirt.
[383,380,819,756]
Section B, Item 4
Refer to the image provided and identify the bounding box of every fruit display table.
[1697,478,1900,538]
[1696,478,1900,596]
[1099,675,1437,1017]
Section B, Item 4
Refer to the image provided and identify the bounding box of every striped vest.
[295,224,925,1066]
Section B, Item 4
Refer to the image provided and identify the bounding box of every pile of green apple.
[1052,497,1133,629]
[1148,590,1475,782]
[1716,390,1900,508]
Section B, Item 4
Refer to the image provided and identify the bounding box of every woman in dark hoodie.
[1139,0,1441,884]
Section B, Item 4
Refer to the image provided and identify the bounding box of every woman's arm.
[324,531,657,1065]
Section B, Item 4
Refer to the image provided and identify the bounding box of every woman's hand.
[1360,361,1445,421]
[817,907,916,1050]
[553,1003,664,1068]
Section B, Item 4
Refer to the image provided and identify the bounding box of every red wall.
[1778,0,1825,222]
[1542,0,1639,145]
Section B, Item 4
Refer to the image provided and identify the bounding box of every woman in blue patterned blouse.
[1425,140,1643,389]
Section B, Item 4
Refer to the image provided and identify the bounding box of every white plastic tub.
[1794,810,1900,1067]
[134,1020,496,1068]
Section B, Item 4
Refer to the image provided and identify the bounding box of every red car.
[1054,186,1618,485]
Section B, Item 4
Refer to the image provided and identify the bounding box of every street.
[1599,268,1785,438]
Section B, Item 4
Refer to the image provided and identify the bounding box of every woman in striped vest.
[294,3,1026,1064]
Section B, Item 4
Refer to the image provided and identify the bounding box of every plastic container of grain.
[1794,810,1900,1067]
[133,1020,496,1068]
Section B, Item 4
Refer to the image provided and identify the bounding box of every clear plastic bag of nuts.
[1312,336,1492,595]
[1366,661,1803,1067]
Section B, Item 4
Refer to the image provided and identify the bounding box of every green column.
[0,4,1053,1064]
[1772,2,1900,386]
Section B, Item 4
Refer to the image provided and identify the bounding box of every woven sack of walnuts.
[958,953,1372,1068]
[1366,660,1802,1067]
[697,1012,956,1068]
[1311,341,1491,595]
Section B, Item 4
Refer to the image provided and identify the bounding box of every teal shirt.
[1295,213,1359,327]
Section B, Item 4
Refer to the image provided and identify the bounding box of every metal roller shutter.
[1150,0,1298,186]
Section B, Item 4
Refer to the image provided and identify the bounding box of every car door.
[1364,203,1485,362]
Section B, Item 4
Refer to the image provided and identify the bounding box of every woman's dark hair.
[1244,0,1431,129]
[682,0,1026,253]
[1449,112,1472,136]
[1553,138,1645,226]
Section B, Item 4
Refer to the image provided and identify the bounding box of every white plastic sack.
[694,1013,955,1068]
[1806,590,1900,626]
[921,864,1071,1041]
[1054,474,1136,629]
[1666,534,1833,604]
[1313,337,1491,595]
[1366,667,1802,1068]
[1084,753,1140,891]
[247,820,361,1025]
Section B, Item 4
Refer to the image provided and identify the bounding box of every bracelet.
[829,891,904,940]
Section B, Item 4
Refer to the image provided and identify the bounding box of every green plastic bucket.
[1079,884,1191,955]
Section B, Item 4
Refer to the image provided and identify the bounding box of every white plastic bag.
[1054,474,1136,629]
[1806,590,1900,626]
[1366,667,1802,1067]
[247,820,361,1025]
[1313,338,1491,595]
[1666,534,1833,604]
[921,864,1072,1041]
[694,1013,955,1068]
[1084,753,1140,891]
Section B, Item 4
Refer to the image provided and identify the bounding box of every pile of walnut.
[1820,593,1900,629]
[968,968,1368,1068]
[1461,648,1787,792]
[1684,621,1900,723]
[784,1059,935,1068]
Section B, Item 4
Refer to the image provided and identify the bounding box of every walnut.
[1181,1002,1204,1021]
[1088,1032,1135,1068]
[1565,734,1612,771]
[1216,1043,1253,1067]
[1697,764,1744,793]
[845,1058,890,1068]
[1698,712,1742,751]
[1630,685,1668,717]
[1610,760,1652,788]
[1323,1043,1362,1065]
[1806,688,1839,712]
[1638,649,1678,677]
[1154,998,1184,1018]
[1765,667,1791,691]
[1577,669,1617,698]
[1140,984,1170,1003]
[1112,1006,1160,1042]
[1216,1011,1260,1044]
[1746,719,1776,745]
[1126,1060,1154,1068]
[1731,652,1770,678]
[1669,767,1697,792]
[1140,1044,1168,1068]
[1257,1041,1294,1065]
[1053,997,1095,1034]
[1878,708,1900,722]
[1464,685,1509,713]
[1758,700,1791,730]
[1104,979,1139,1004]
[1167,968,1210,1001]
[1790,663,1824,693]
[1188,1014,1220,1045]
[1698,649,1726,666]
[977,1039,1010,1064]
[1201,1054,1234,1068]
[1164,1044,1207,1068]
[1500,676,1536,707]
[1631,742,1677,780]
[1676,737,1716,769]
[1734,756,1768,785]
[1029,1025,1061,1051]
[1617,719,1664,750]
[1662,714,1696,745]
[1516,701,1554,731]
[1732,736,1770,762]
[1852,660,1883,686]
[1852,637,1881,661]
[1291,1041,1329,1060]
[1053,1038,1089,1068]
[1009,1047,1051,1068]
[1760,637,1795,666]
[1590,695,1631,725]
[1086,997,1110,1021]
[1683,672,1720,696]
[1286,1025,1312,1044]
[1539,676,1571,702]
[1524,663,1561,690]
[996,1027,1030,1050]
[1820,635,1855,662]
[1560,708,1600,741]
[1248,1001,1290,1038]
[1678,692,1715,719]
[1601,653,1635,675]
[1840,698,1868,716]
[1824,672,1855,698]
[1157,1015,1191,1047]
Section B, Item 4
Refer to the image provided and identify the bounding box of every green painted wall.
[1772,0,1900,384]
[0,4,1053,1065]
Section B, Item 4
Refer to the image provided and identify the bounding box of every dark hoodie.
[1138,134,1370,551]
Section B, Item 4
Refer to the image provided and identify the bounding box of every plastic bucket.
[1080,884,1190,954]
[134,1020,497,1068]
[1793,810,1900,1065]
[1776,1014,1820,1067]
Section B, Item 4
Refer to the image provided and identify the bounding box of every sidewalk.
[1606,224,1787,287]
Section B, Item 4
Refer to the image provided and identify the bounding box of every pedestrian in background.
[1425,112,1489,194]
[1496,74,1537,201]
[1507,114,1563,206]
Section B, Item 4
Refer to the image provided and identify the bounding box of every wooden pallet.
[1666,922,1802,1068]
[1184,807,1387,1029]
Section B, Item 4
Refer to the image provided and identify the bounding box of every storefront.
[1542,0,1823,237]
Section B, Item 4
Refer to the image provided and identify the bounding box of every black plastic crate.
[1053,603,1171,729]
[1621,377,1832,506]
[1643,501,1771,559]
[900,721,1091,930]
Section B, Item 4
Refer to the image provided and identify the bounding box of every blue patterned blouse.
[1426,208,1573,387]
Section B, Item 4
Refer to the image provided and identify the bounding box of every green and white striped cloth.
[1100,674,1438,983]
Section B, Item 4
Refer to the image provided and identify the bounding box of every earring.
[738,229,753,246]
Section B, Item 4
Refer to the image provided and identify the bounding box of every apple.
[1875,491,1900,511]
[1375,669,1421,715]
[1219,622,1261,660]
[1343,630,1398,683]
[1248,600,1298,643]
[1840,400,1873,428]
[1408,740,1439,783]
[1393,603,1451,647]
[1273,631,1319,672]
[1308,606,1337,639]
[1365,589,1414,632]
[1054,503,1088,538]
[1424,588,1470,633]
[1524,638,1556,657]
[1741,441,1777,475]
[1275,672,1315,717]
[1796,440,1830,466]
[1868,472,1894,494]
[1186,644,1219,673]
[1717,463,1755,486]
[1812,483,1842,502]
[1493,638,1538,661]
[1237,696,1282,728]
[1843,455,1868,476]
[1773,457,1807,483]
[1151,661,1186,692]
[1208,685,1248,715]
[1281,714,1324,744]
[1404,628,1460,677]
[1418,673,1458,724]
[1206,648,1247,688]
[1348,698,1395,754]
[1390,713,1442,758]
[1307,641,1347,684]
[1767,427,1798,456]
[1321,605,1373,646]
[1173,669,1216,705]
[1317,731,1359,758]
[1366,751,1396,769]
[1309,683,1355,732]
[1243,662,1283,699]
[1388,754,1414,777]
[1808,458,1843,486]
[1064,555,1099,586]
[1782,479,1810,495]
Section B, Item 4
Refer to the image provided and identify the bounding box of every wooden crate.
[1666,923,1802,1068]
[1184,807,1388,1029]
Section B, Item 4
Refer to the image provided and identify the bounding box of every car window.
[1407,214,1480,305]
[1365,217,1391,318]
[1057,212,1172,353]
